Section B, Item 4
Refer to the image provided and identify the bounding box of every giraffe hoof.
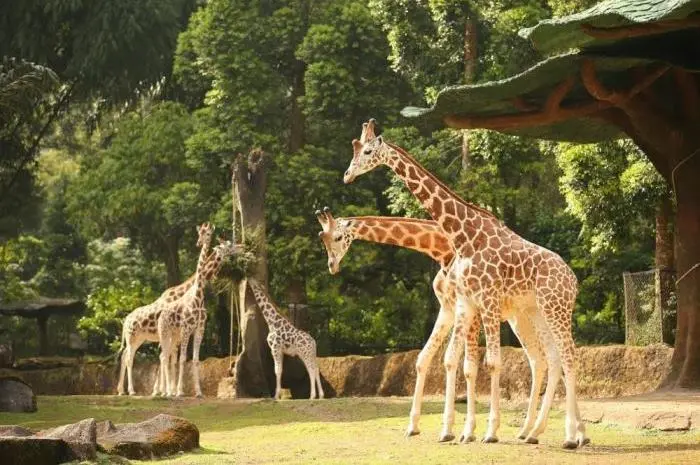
[404,429,420,438]
[195,393,204,399]
[525,437,539,445]
[459,434,476,444]
[438,433,455,443]
[562,440,578,450]
[578,437,591,447]
[482,436,498,444]
[517,433,527,440]
[117,392,124,396]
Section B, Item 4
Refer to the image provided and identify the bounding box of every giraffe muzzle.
[328,259,340,275]
[343,170,356,184]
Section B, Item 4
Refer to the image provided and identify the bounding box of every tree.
[402,0,700,387]
[67,102,206,286]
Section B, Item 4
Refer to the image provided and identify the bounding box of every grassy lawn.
[1,395,698,464]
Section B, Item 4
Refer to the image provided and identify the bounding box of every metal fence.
[623,269,676,346]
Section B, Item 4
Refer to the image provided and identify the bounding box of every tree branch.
[580,59,669,105]
[673,68,700,125]
[444,99,611,130]
[581,17,700,40]
[545,75,575,114]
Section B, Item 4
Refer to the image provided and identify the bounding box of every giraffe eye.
[333,235,342,242]
[363,148,372,155]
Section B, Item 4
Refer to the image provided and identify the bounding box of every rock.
[0,437,69,465]
[38,418,97,460]
[96,419,117,436]
[0,425,34,437]
[0,377,37,412]
[636,411,691,431]
[97,414,199,459]
[0,344,13,368]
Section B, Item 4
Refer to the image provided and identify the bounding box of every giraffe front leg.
[192,326,205,398]
[459,317,479,444]
[271,345,283,400]
[406,305,453,438]
[481,310,502,444]
[176,336,189,397]
[438,322,465,443]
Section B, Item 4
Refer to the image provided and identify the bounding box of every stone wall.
[0,345,672,399]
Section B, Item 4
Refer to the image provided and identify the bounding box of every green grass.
[1,396,698,464]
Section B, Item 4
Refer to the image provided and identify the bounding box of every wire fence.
[623,269,677,346]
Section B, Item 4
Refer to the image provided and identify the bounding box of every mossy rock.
[0,437,70,465]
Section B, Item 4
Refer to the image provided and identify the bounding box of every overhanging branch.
[581,16,700,40]
[580,59,669,105]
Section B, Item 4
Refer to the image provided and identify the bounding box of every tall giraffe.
[315,207,553,441]
[343,120,587,448]
[117,223,214,396]
[247,279,324,400]
[157,238,238,397]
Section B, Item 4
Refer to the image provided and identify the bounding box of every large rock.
[0,425,34,437]
[97,414,199,460]
[0,377,36,412]
[38,418,97,460]
[0,437,69,465]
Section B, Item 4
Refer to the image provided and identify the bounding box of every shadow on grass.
[579,442,700,455]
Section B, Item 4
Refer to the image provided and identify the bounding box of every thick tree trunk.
[214,293,230,355]
[461,18,477,172]
[669,158,700,388]
[37,316,48,356]
[162,236,181,287]
[233,150,273,398]
[655,196,675,344]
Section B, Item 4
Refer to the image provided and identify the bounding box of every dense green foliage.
[0,0,669,358]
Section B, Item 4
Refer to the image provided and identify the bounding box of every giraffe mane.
[385,142,499,221]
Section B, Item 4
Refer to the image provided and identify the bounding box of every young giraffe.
[117,223,214,396]
[247,279,324,400]
[343,119,587,448]
[157,238,238,397]
[315,207,554,441]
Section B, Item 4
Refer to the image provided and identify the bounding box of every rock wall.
[0,345,672,400]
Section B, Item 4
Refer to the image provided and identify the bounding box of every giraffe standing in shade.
[157,237,238,397]
[343,119,587,448]
[117,223,214,396]
[315,207,554,441]
[247,279,324,400]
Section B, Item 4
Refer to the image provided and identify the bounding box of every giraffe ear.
[376,135,383,144]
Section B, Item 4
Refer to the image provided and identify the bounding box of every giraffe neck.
[202,253,224,281]
[345,216,454,268]
[383,142,500,251]
[191,237,211,296]
[248,280,284,328]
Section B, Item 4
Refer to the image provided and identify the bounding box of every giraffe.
[342,119,587,449]
[247,279,324,400]
[117,223,215,396]
[157,237,238,397]
[315,207,554,441]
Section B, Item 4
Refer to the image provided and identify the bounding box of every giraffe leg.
[301,356,317,399]
[523,310,561,444]
[192,325,205,398]
[271,345,283,400]
[458,317,480,444]
[535,287,582,449]
[117,339,129,396]
[315,365,324,399]
[125,340,142,396]
[438,301,469,443]
[159,340,172,398]
[480,298,502,444]
[176,335,189,397]
[406,304,453,438]
[151,364,161,397]
[508,310,547,441]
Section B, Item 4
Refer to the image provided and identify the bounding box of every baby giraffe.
[247,279,324,400]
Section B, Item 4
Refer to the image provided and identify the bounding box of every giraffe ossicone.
[342,120,588,448]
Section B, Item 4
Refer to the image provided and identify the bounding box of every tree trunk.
[162,236,181,287]
[233,150,273,397]
[669,157,700,388]
[214,292,230,356]
[461,18,477,171]
[654,195,675,344]
[37,315,48,356]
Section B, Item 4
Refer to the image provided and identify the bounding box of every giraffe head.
[315,206,352,275]
[196,222,215,248]
[343,119,387,184]
[212,237,239,260]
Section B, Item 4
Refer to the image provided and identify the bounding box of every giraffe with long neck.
[152,237,238,397]
[247,279,324,400]
[316,207,554,441]
[156,228,236,397]
[343,120,587,448]
[117,223,214,396]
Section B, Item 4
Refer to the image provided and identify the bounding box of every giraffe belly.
[501,291,536,321]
